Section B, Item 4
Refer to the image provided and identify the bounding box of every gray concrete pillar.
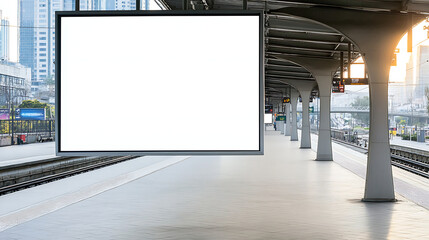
[316,76,333,159]
[277,81,316,144]
[285,102,291,136]
[284,122,287,136]
[277,6,424,200]
[275,56,338,159]
[365,58,394,201]
[290,90,299,141]
[278,120,285,134]
[300,90,311,149]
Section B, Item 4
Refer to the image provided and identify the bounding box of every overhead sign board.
[283,97,290,103]
[276,115,286,121]
[15,108,46,120]
[342,78,369,85]
[56,11,263,155]
[332,78,344,93]
[265,105,273,113]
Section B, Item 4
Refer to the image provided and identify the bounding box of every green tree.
[350,96,370,126]
[18,100,54,119]
[395,116,406,124]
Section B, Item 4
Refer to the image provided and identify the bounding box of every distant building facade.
[66,0,149,10]
[0,62,31,107]
[0,11,10,61]
[397,45,429,109]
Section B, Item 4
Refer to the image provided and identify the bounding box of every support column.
[277,6,423,200]
[276,56,338,159]
[364,56,394,200]
[285,102,291,136]
[290,90,299,141]
[277,80,316,146]
[316,77,333,159]
[300,90,311,148]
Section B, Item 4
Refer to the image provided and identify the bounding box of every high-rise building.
[416,45,429,102]
[0,11,10,61]
[63,0,75,10]
[18,0,35,91]
[80,0,149,10]
[19,0,73,93]
[105,0,149,10]
[93,0,107,10]
[115,0,136,10]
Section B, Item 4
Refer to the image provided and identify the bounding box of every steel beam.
[270,44,356,53]
[268,27,341,36]
[268,36,348,45]
[266,70,312,77]
[266,74,314,81]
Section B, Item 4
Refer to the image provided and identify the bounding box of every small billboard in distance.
[265,113,273,124]
[0,109,9,120]
[15,108,46,120]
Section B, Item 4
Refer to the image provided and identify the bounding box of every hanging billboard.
[56,11,263,156]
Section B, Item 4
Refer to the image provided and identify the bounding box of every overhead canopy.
[160,0,429,99]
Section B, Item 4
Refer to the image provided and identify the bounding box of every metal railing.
[0,120,55,144]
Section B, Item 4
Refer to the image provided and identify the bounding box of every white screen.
[59,15,261,153]
[264,114,273,124]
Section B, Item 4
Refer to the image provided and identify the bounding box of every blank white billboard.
[56,11,263,155]
[264,114,273,124]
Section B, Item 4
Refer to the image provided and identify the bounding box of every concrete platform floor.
[0,141,55,165]
[1,131,429,239]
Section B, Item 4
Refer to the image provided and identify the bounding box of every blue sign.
[15,108,46,120]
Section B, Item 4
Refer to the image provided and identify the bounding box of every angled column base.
[315,155,333,161]
[361,198,397,202]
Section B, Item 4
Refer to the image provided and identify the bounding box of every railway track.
[2,135,428,196]
[0,155,137,195]
[390,145,429,178]
[331,137,429,178]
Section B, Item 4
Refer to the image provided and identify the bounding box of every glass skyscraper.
[0,10,10,61]
[19,0,35,91]
[19,0,72,93]
[0,19,9,61]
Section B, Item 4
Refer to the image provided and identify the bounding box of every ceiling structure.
[159,0,429,102]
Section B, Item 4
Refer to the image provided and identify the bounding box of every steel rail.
[0,156,136,195]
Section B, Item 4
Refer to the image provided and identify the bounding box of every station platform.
[390,135,429,151]
[0,131,429,239]
[0,142,55,167]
